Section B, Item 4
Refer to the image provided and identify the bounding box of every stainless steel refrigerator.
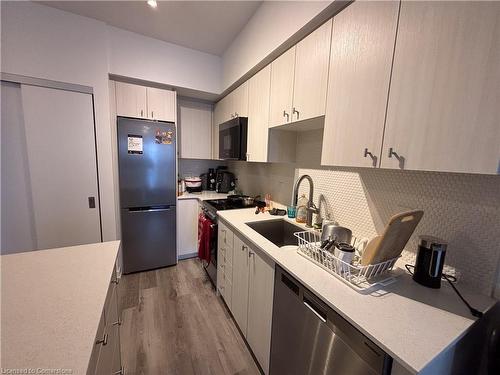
[117,117,177,274]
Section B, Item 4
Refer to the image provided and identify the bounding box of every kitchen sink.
[246,219,304,247]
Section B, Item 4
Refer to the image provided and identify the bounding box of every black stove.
[203,198,249,211]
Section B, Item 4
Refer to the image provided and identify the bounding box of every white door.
[247,248,275,374]
[178,99,212,159]
[269,47,296,128]
[115,81,147,119]
[231,235,249,336]
[1,83,101,253]
[146,87,176,122]
[247,65,271,162]
[381,1,500,174]
[321,1,399,167]
[292,19,332,122]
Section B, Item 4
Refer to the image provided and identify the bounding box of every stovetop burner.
[203,198,251,211]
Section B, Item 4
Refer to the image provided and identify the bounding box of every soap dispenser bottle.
[296,194,308,224]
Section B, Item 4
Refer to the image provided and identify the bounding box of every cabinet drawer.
[87,309,105,374]
[221,257,233,283]
[218,222,234,250]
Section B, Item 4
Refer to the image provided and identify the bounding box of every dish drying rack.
[295,230,399,293]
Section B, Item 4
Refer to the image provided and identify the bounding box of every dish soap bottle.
[296,194,308,224]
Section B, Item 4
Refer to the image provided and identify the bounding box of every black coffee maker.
[413,236,448,289]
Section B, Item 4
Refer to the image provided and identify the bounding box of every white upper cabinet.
[231,82,249,118]
[146,87,176,122]
[381,1,500,174]
[115,81,147,119]
[292,19,332,123]
[178,99,212,159]
[115,82,176,122]
[269,47,296,128]
[321,1,399,168]
[247,65,271,162]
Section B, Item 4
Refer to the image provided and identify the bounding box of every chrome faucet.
[292,174,319,228]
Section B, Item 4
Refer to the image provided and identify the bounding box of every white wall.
[222,1,331,90]
[1,1,117,241]
[108,26,222,94]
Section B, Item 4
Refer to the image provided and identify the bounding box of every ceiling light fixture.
[147,0,157,9]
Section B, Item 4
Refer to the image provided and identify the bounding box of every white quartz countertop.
[217,209,496,374]
[177,190,228,201]
[1,241,120,374]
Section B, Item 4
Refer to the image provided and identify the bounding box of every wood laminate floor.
[119,258,260,375]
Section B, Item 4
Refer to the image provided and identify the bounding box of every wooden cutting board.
[361,210,424,265]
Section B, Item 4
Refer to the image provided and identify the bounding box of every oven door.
[219,117,247,160]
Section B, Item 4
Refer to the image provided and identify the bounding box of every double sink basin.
[246,219,304,248]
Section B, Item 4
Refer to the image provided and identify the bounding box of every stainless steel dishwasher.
[270,266,393,375]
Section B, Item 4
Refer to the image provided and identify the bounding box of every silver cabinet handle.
[283,110,289,122]
[111,278,119,285]
[112,318,122,326]
[248,250,254,258]
[151,111,154,118]
[293,107,299,120]
[140,109,144,117]
[96,333,108,346]
[113,366,124,375]
[364,148,377,167]
[242,245,247,252]
[388,147,398,158]
[388,147,405,169]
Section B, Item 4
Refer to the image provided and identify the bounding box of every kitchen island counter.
[1,241,120,374]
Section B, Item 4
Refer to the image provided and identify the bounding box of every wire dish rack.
[294,230,399,293]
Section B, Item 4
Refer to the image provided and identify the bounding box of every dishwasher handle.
[303,295,327,323]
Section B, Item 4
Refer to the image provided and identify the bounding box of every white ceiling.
[38,1,262,56]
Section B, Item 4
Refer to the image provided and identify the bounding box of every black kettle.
[413,236,448,289]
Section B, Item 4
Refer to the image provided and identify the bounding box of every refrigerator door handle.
[128,206,172,213]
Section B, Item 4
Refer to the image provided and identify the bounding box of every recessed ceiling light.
[147,0,157,9]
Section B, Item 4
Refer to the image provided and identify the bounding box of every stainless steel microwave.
[218,117,248,160]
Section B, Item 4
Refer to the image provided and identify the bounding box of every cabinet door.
[381,1,500,174]
[176,199,199,258]
[247,65,271,162]
[321,1,399,167]
[247,248,275,375]
[212,101,223,159]
[146,87,176,122]
[179,99,212,159]
[232,82,249,118]
[292,19,332,122]
[269,47,295,128]
[231,235,249,336]
[115,81,147,119]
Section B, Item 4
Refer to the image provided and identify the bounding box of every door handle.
[292,107,299,120]
[88,196,96,209]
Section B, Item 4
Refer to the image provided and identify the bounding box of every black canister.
[413,236,448,289]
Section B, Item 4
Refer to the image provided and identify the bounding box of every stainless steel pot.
[321,224,352,245]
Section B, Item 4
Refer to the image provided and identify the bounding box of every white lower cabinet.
[231,235,250,336]
[177,199,199,259]
[88,265,122,375]
[217,221,275,374]
[246,245,275,374]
